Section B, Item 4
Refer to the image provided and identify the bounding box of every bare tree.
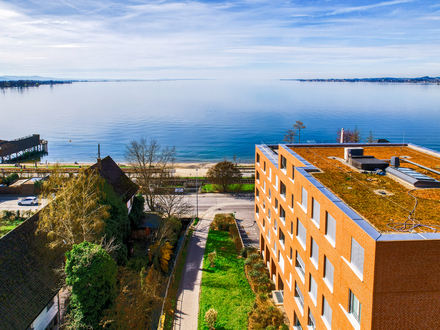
[155,193,193,220]
[283,128,297,144]
[293,121,306,143]
[336,127,362,143]
[125,138,176,212]
[207,161,242,193]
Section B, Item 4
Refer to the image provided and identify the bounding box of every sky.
[0,0,439,79]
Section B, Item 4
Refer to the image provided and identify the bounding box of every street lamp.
[196,168,199,219]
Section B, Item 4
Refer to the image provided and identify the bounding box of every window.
[310,238,319,268]
[46,296,55,311]
[257,153,260,164]
[263,181,266,192]
[322,296,332,328]
[256,205,259,217]
[290,220,294,235]
[325,213,336,245]
[291,194,294,209]
[269,188,272,201]
[296,218,306,248]
[263,199,266,210]
[312,198,320,226]
[269,167,272,181]
[275,175,279,190]
[349,290,362,324]
[280,181,286,198]
[264,161,266,172]
[280,206,285,221]
[296,251,305,278]
[301,187,308,211]
[274,219,278,232]
[268,208,271,221]
[256,171,260,182]
[324,256,334,292]
[294,312,302,329]
[279,229,285,247]
[309,274,317,305]
[308,309,316,330]
[263,217,265,229]
[290,247,293,260]
[351,238,364,277]
[268,228,271,242]
[281,155,287,170]
[292,165,295,180]
[295,282,304,310]
[256,188,259,199]
[279,251,285,273]
[275,198,278,211]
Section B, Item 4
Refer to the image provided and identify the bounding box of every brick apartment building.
[255,143,440,330]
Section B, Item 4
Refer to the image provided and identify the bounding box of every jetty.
[0,134,48,163]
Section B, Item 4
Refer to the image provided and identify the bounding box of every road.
[173,193,259,330]
[0,196,44,213]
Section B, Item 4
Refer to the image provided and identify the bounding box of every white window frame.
[296,218,306,250]
[324,256,334,293]
[350,290,362,325]
[311,198,320,228]
[310,238,319,269]
[351,237,364,278]
[309,274,317,306]
[322,296,332,329]
[325,213,336,247]
[301,187,308,213]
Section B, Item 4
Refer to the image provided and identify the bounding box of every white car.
[18,197,38,206]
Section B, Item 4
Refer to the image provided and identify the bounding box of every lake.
[1,80,439,163]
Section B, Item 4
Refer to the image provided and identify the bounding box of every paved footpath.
[173,194,257,330]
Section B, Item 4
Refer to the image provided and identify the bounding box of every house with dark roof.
[90,156,139,213]
[0,156,138,330]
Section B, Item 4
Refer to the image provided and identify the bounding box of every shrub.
[210,213,235,231]
[208,250,217,267]
[3,173,18,186]
[248,296,286,330]
[205,308,218,329]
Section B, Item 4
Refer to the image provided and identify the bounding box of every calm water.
[1,80,439,163]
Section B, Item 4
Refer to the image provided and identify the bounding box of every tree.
[293,121,306,143]
[37,168,110,248]
[101,267,163,330]
[125,138,176,212]
[65,242,117,329]
[283,128,297,144]
[336,127,362,143]
[206,161,242,193]
[367,130,375,143]
[155,193,193,220]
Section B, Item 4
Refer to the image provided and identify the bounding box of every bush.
[210,213,235,231]
[205,308,218,330]
[248,296,286,330]
[128,193,145,229]
[3,173,18,186]
[208,250,217,267]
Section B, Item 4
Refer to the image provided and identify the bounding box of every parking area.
[0,196,44,212]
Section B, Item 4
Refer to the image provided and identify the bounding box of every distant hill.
[281,76,440,83]
[0,75,78,81]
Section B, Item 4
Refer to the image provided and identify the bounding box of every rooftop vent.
[344,147,364,161]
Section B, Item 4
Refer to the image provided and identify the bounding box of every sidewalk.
[173,218,211,330]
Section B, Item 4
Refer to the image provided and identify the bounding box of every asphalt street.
[0,196,44,213]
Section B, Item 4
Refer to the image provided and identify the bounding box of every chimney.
[340,128,344,143]
[97,143,101,171]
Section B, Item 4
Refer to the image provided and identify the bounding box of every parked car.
[18,197,38,206]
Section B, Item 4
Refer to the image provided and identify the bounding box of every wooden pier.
[0,134,48,163]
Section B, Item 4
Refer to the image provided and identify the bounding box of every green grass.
[198,230,255,330]
[0,219,24,237]
[202,184,255,193]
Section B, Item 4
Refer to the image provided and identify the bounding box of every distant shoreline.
[281,76,440,84]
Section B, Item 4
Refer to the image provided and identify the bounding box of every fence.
[157,218,194,330]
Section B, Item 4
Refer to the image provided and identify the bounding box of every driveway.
[173,193,258,330]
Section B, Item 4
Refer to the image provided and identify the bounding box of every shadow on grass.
[201,268,215,273]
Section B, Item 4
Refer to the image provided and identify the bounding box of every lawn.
[0,219,24,237]
[202,183,254,193]
[198,230,255,330]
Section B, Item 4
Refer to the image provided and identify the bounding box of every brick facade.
[255,144,440,330]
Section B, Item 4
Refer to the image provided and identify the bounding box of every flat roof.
[289,144,440,234]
